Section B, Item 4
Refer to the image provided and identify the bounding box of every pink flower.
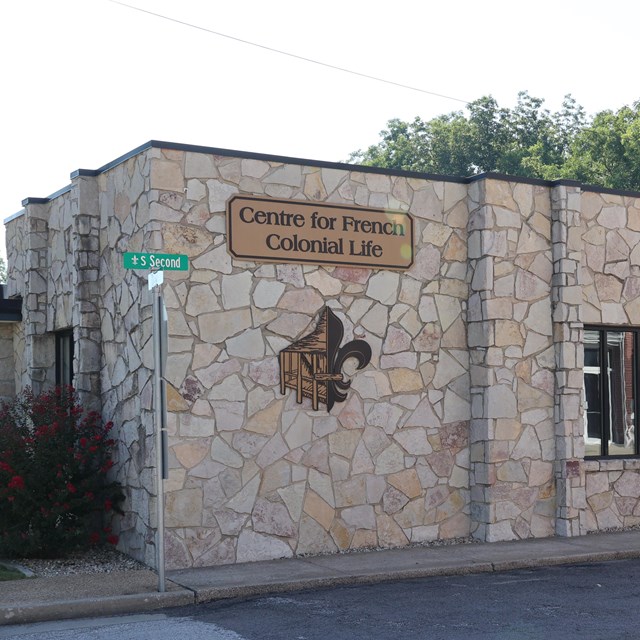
[8,476,24,490]
[66,482,77,494]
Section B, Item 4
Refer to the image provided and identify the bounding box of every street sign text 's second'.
[123,252,189,271]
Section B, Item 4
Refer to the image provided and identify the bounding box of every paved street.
[4,558,640,639]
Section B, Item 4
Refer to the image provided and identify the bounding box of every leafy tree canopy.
[349,92,640,191]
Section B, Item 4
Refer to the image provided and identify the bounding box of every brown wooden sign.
[226,195,413,269]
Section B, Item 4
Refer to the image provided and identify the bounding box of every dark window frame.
[55,329,74,388]
[584,325,640,458]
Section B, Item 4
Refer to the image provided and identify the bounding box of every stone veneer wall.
[5,142,640,570]
[5,211,27,394]
[6,184,102,405]
[97,153,156,564]
[580,190,640,531]
[6,211,27,303]
[47,189,76,332]
[142,149,472,568]
[21,193,75,393]
[467,179,557,542]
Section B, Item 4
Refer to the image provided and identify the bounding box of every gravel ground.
[6,530,636,579]
[12,537,477,578]
[14,546,147,577]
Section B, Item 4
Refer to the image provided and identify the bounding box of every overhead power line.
[107,0,470,105]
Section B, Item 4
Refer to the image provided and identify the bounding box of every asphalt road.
[5,558,640,639]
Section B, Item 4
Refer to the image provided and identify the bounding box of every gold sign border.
[226,195,414,270]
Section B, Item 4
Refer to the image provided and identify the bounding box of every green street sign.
[123,252,189,271]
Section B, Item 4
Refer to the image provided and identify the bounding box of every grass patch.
[0,563,27,581]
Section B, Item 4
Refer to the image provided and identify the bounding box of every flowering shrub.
[0,387,124,558]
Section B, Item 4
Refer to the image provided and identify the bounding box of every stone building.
[3,140,640,569]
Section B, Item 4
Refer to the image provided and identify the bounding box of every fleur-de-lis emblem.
[279,307,372,411]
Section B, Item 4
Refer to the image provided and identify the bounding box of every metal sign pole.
[153,281,166,593]
[124,255,177,593]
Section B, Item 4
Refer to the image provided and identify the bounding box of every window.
[583,327,638,457]
[55,330,74,388]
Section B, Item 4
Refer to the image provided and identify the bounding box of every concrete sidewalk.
[3,530,640,626]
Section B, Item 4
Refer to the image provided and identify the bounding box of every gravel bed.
[13,537,479,577]
[8,529,637,578]
[14,547,147,577]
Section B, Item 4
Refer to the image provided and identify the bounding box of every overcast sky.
[2,0,639,256]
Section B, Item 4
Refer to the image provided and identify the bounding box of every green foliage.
[0,563,26,581]
[560,101,640,190]
[349,93,640,191]
[0,387,124,558]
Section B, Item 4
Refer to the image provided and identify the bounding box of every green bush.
[0,387,124,558]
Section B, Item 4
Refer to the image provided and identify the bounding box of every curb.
[182,548,640,604]
[187,562,496,603]
[1,589,195,626]
[3,540,640,627]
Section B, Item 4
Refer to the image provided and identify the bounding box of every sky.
[2,0,639,255]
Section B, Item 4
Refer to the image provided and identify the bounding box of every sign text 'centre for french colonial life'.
[226,196,414,269]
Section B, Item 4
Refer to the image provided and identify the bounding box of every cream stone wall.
[581,191,640,324]
[6,211,26,302]
[6,211,27,393]
[146,149,472,568]
[467,179,557,542]
[97,153,156,564]
[5,141,640,570]
[21,193,75,393]
[47,191,76,331]
[580,190,640,531]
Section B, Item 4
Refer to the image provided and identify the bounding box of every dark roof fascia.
[580,183,640,198]
[70,140,157,178]
[21,183,74,207]
[9,141,640,214]
[4,209,25,224]
[71,140,469,185]
[466,172,584,190]
[154,141,473,183]
[9,184,73,224]
[142,143,640,198]
[7,184,75,221]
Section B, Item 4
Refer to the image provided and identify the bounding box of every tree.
[347,93,640,191]
[350,92,585,178]
[560,101,640,190]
